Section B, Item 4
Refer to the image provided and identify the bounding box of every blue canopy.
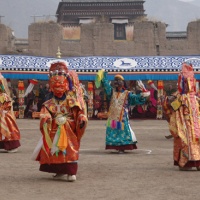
[1,55,200,80]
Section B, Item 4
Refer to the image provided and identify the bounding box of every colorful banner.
[18,80,25,118]
[156,80,164,119]
[87,82,94,118]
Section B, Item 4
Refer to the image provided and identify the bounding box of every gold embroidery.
[108,91,128,121]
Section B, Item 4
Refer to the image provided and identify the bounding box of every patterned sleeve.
[101,72,113,100]
[39,106,52,136]
[128,92,146,106]
[75,107,88,141]
[1,93,12,111]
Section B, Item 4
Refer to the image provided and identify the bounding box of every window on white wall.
[114,24,126,40]
[112,18,128,40]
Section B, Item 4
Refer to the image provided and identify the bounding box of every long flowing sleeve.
[73,106,88,141]
[101,72,113,101]
[39,106,52,154]
[0,93,20,140]
[128,92,146,106]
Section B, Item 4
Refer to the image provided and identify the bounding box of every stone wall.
[28,21,63,56]
[1,20,200,57]
[28,20,200,57]
[0,24,15,54]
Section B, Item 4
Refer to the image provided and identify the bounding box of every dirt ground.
[0,119,200,200]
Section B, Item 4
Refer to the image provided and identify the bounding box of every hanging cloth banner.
[18,80,25,119]
[87,82,94,118]
[24,79,38,97]
[156,80,164,119]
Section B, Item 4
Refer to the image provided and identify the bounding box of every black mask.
[114,78,124,88]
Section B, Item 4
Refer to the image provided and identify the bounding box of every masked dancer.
[0,73,21,153]
[163,63,200,170]
[32,61,87,181]
[95,70,149,153]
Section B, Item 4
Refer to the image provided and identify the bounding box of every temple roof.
[57,0,145,20]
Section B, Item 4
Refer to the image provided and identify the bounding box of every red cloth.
[106,144,137,150]
[40,163,78,175]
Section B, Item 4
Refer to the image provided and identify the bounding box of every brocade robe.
[163,92,200,168]
[102,76,146,150]
[34,94,87,174]
[0,92,21,150]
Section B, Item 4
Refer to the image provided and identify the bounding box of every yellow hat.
[115,74,124,80]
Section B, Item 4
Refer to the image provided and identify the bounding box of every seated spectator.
[132,104,147,119]
[13,98,19,111]
[146,100,157,118]
[24,97,41,118]
[43,83,53,101]
[166,84,176,96]
[38,84,45,104]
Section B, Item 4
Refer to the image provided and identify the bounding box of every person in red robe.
[32,61,87,181]
[163,63,200,170]
[0,73,21,153]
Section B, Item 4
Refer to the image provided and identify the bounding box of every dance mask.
[49,61,69,98]
[178,63,196,94]
[114,74,125,89]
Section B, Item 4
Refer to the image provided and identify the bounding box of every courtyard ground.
[0,119,199,200]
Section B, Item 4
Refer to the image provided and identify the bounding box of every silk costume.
[0,74,21,151]
[32,62,87,176]
[145,88,157,118]
[163,63,200,169]
[101,72,146,151]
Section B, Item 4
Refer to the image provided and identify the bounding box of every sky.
[179,0,194,1]
[0,0,199,38]
[145,0,200,32]
[0,0,60,38]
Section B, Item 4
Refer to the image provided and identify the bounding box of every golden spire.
[56,47,62,58]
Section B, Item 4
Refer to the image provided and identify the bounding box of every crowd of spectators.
[9,80,180,119]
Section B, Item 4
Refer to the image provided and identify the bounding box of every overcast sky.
[0,0,199,38]
[0,0,60,38]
